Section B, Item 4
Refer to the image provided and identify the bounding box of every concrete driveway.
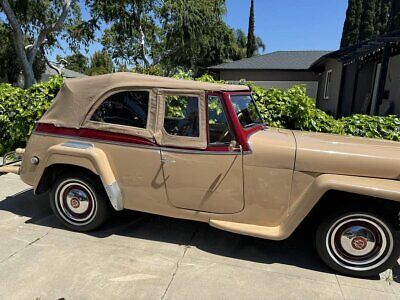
[0,174,399,300]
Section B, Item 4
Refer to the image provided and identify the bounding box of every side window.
[208,96,233,144]
[91,91,149,128]
[164,95,199,137]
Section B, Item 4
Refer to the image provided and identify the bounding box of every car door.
[156,90,244,214]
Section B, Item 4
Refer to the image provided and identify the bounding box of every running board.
[209,219,286,241]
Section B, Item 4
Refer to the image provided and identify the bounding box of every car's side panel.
[210,174,400,240]
[20,133,168,212]
[160,149,244,214]
[240,128,296,227]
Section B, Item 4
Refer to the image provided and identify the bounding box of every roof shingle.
[209,50,331,70]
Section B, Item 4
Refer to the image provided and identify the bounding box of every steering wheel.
[218,128,231,143]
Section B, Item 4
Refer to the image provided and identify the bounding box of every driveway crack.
[0,230,51,264]
[160,228,199,300]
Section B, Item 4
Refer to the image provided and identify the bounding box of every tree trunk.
[1,0,73,88]
[1,0,36,88]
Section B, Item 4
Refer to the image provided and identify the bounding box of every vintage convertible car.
[1,73,399,277]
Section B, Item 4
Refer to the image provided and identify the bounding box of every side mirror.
[228,140,240,152]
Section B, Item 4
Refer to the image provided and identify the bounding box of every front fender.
[36,141,123,211]
[286,174,400,237]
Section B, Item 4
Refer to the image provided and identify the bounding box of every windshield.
[230,94,263,128]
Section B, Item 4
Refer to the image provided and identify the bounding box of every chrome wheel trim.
[55,179,97,226]
[325,214,393,271]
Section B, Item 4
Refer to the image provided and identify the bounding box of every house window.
[208,95,233,144]
[164,95,200,137]
[324,70,332,100]
[91,91,149,128]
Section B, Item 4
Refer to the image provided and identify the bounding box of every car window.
[230,94,263,128]
[91,91,149,128]
[208,96,233,144]
[164,95,199,137]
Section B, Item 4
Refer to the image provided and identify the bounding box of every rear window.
[91,91,149,128]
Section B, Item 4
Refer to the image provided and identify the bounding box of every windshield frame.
[228,93,264,129]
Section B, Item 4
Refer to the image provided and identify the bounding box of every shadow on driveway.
[1,189,394,280]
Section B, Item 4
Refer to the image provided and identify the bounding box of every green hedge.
[0,76,63,154]
[0,74,399,155]
[193,74,400,142]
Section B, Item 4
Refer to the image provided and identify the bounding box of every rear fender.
[39,141,123,211]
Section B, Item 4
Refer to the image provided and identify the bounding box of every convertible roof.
[39,72,249,131]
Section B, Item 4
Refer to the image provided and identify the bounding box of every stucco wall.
[316,59,343,116]
[383,54,400,116]
[218,69,319,98]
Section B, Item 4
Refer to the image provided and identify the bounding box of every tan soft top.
[40,72,249,130]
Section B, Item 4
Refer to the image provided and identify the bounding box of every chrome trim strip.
[33,132,252,155]
[161,147,243,155]
[62,141,94,149]
[104,181,124,211]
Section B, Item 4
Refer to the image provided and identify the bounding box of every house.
[208,51,330,98]
[40,65,87,82]
[9,65,87,88]
[311,31,400,117]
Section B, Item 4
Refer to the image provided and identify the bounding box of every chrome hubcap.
[326,214,393,271]
[66,188,90,214]
[55,179,97,226]
[340,225,377,257]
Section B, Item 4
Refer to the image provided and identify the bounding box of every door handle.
[161,156,176,164]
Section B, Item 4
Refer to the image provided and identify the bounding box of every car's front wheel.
[316,210,399,277]
[50,173,110,232]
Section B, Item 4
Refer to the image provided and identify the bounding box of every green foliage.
[0,76,63,154]
[158,0,249,74]
[341,0,399,48]
[192,71,400,142]
[86,51,113,75]
[337,114,400,141]
[341,0,364,47]
[57,53,89,74]
[389,0,400,31]
[246,0,257,58]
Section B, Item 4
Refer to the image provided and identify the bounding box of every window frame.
[155,89,207,150]
[206,94,235,146]
[162,94,201,138]
[82,88,155,139]
[323,69,332,100]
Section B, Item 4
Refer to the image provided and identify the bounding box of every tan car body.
[3,73,400,241]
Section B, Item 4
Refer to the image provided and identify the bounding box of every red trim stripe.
[35,123,156,146]
[34,123,234,152]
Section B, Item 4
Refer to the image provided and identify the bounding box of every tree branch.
[28,0,74,63]
[1,0,28,62]
[1,0,36,87]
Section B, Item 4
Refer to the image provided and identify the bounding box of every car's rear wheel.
[50,173,110,232]
[316,210,399,277]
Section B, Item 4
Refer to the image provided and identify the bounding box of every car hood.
[292,130,400,180]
